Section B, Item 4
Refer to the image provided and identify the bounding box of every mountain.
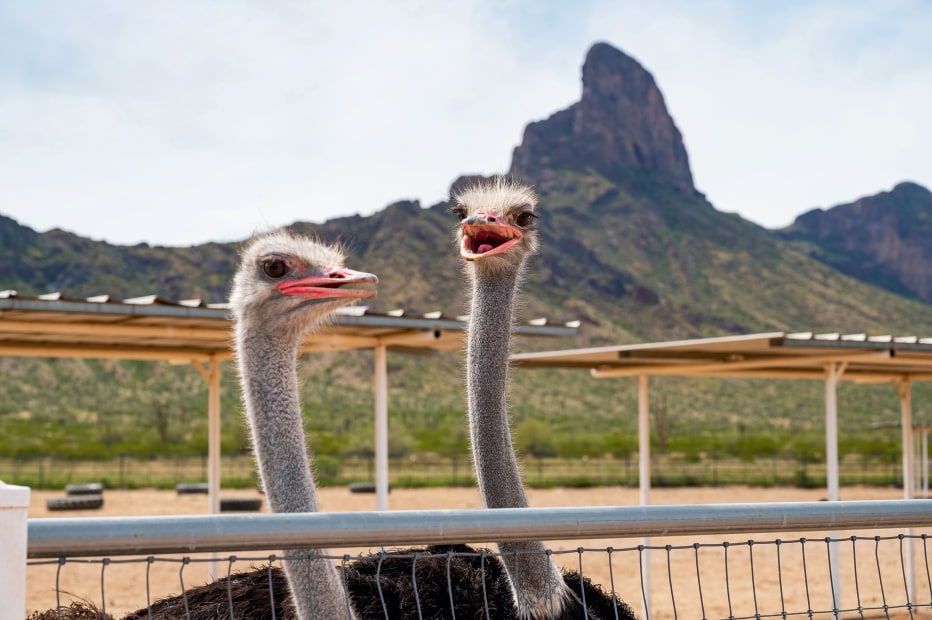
[0,214,237,301]
[510,42,694,194]
[778,182,932,304]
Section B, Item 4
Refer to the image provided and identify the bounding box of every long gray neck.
[467,265,571,619]
[467,267,528,510]
[236,324,356,620]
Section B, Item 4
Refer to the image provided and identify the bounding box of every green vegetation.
[0,350,917,490]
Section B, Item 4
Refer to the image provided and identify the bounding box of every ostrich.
[227,230,379,620]
[452,178,636,620]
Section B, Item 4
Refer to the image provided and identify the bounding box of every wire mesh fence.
[2,454,906,490]
[23,501,932,619]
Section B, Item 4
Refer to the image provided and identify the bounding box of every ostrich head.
[451,178,539,275]
[230,230,378,341]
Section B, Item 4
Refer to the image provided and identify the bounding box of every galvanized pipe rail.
[28,500,932,558]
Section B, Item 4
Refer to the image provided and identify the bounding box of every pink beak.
[276,267,378,300]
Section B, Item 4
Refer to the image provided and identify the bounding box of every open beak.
[460,223,523,261]
[276,268,378,300]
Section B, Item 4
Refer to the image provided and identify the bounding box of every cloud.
[0,1,929,245]
[580,0,932,225]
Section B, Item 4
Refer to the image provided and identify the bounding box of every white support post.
[374,344,389,511]
[207,356,222,516]
[637,374,651,618]
[922,430,929,497]
[194,356,223,579]
[894,378,915,600]
[824,362,844,616]
[897,379,914,500]
[825,362,844,504]
[0,482,30,620]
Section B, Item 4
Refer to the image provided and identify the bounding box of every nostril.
[328,271,346,279]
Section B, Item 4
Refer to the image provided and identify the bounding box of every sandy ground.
[24,485,931,619]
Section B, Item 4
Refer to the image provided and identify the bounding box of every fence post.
[0,481,30,619]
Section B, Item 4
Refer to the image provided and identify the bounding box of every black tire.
[348,482,391,494]
[47,495,104,511]
[65,482,104,496]
[176,482,209,495]
[220,497,263,512]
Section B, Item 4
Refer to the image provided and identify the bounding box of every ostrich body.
[453,179,635,620]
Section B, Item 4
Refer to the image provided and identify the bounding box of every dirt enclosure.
[25,485,930,619]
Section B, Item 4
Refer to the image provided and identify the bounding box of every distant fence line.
[0,453,906,489]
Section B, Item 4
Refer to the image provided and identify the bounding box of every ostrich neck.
[237,330,318,515]
[468,265,572,619]
[236,324,356,620]
[467,268,528,510]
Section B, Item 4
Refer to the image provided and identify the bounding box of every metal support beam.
[637,374,651,619]
[193,356,222,579]
[824,361,846,616]
[894,378,915,600]
[0,343,225,362]
[922,430,929,497]
[374,344,389,511]
[591,350,889,379]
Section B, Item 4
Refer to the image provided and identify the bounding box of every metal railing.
[20,500,932,619]
[26,500,932,557]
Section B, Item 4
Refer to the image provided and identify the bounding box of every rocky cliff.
[779,182,932,303]
[509,42,694,194]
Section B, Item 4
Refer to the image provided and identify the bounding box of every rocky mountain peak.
[780,181,932,303]
[510,42,694,193]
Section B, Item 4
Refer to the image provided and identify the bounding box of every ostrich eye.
[261,258,289,279]
[449,205,467,221]
[515,210,536,227]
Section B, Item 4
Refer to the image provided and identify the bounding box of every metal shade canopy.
[0,291,578,515]
[512,331,932,381]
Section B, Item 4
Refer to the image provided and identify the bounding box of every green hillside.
[1,168,930,473]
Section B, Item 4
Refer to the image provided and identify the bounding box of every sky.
[1,1,929,247]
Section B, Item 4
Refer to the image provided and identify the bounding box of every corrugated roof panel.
[841,333,867,342]
[511,331,932,381]
[0,291,578,361]
[336,306,368,317]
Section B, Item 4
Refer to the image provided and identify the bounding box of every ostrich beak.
[460,222,523,261]
[276,268,378,300]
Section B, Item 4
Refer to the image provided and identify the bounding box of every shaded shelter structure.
[0,290,578,515]
[512,330,932,610]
